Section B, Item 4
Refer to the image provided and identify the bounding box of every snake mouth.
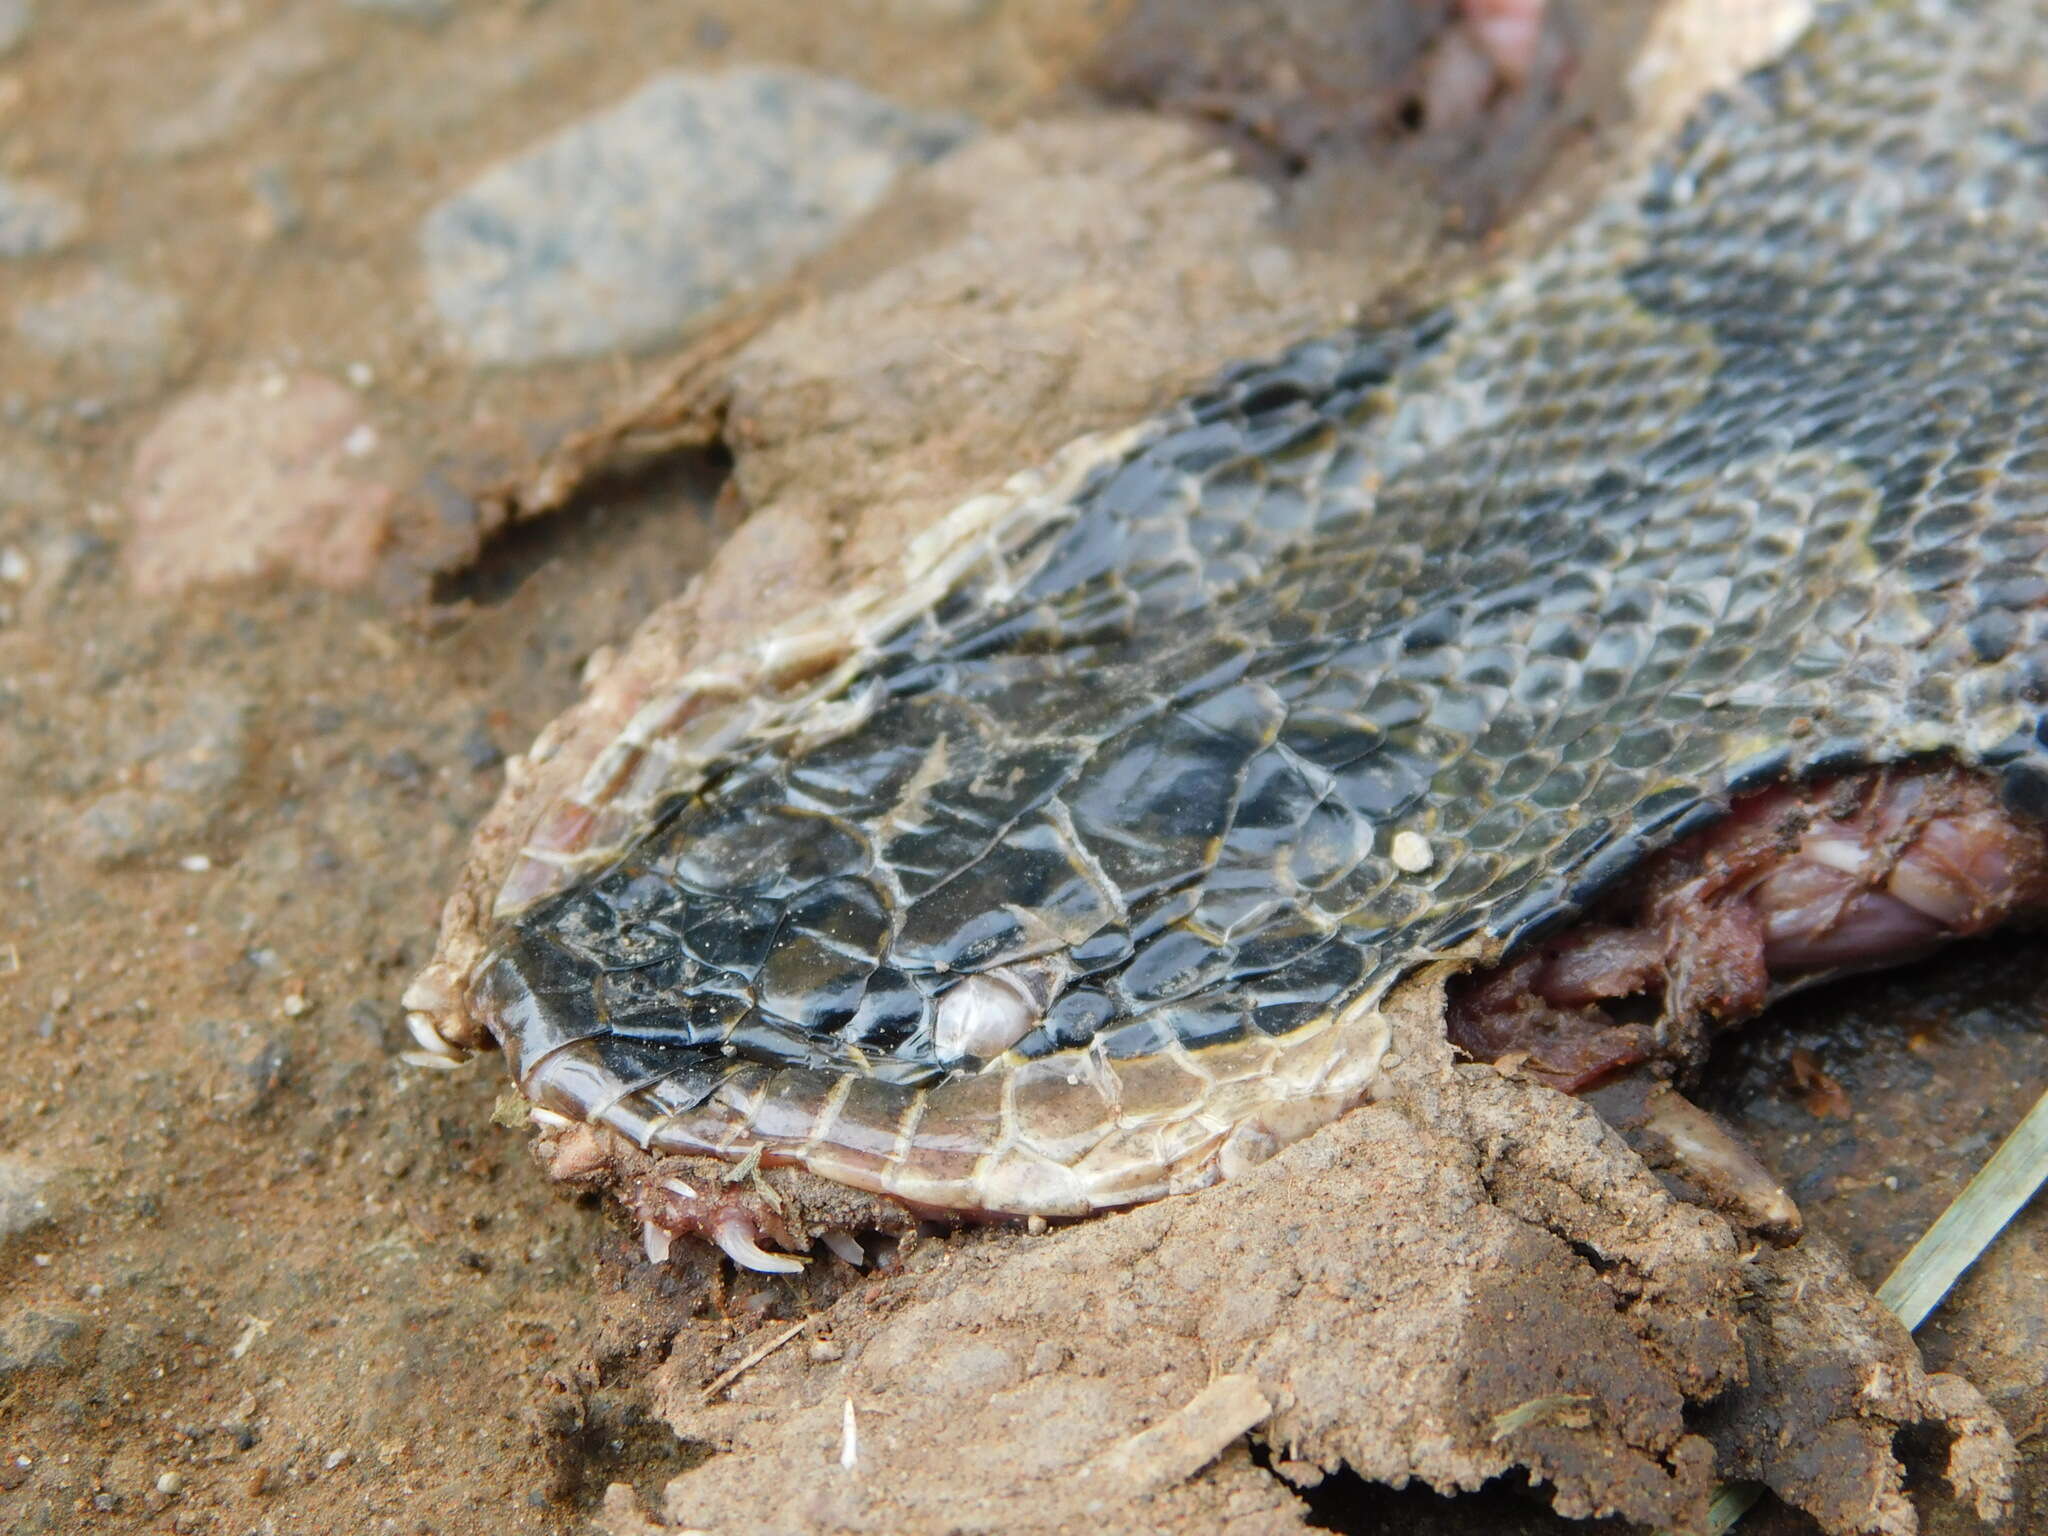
[1446,760,2048,1094]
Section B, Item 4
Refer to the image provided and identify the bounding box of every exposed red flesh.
[1448,765,2048,1091]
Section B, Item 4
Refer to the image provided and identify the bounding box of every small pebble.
[155,1470,183,1495]
[458,724,504,773]
[126,376,394,596]
[0,0,32,57]
[0,1308,89,1379]
[0,1163,52,1245]
[142,23,330,160]
[343,0,454,26]
[1390,830,1435,874]
[0,176,85,260]
[246,164,305,241]
[136,691,254,805]
[71,790,191,867]
[13,270,186,393]
[69,692,252,863]
[183,1020,291,1118]
[887,0,996,19]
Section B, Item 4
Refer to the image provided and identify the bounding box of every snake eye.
[933,971,1041,1064]
[932,957,1074,1064]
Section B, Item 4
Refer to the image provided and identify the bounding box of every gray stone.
[139,22,329,161]
[886,0,997,19]
[0,1157,57,1242]
[185,1020,291,1117]
[0,523,102,630]
[132,690,254,802]
[247,163,305,240]
[343,0,454,26]
[0,1310,91,1380]
[69,789,195,866]
[420,67,970,364]
[0,177,84,259]
[0,0,32,58]
[13,271,185,392]
[70,691,255,862]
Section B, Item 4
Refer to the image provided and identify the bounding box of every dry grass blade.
[1876,1083,2048,1330]
[700,1317,810,1402]
[1676,1082,2048,1536]
[1700,1480,1767,1534]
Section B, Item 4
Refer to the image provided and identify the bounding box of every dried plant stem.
[1876,1084,2048,1330]
[700,1317,810,1402]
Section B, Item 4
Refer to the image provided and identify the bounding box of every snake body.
[443,0,2048,1226]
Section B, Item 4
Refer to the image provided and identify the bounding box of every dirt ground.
[1,2,2042,1534]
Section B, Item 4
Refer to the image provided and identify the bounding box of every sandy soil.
[1,3,2042,1534]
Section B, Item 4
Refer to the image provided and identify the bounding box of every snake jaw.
[402,1002,471,1067]
[399,960,484,1064]
[608,1156,917,1276]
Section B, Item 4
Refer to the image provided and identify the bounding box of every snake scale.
[409,0,2048,1255]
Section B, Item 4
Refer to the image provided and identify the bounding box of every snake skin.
[468,0,2048,1218]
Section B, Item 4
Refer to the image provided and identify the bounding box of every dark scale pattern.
[472,0,2048,1216]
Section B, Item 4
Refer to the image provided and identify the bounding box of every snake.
[406,0,2048,1271]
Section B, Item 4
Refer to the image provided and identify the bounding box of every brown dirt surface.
[2,3,2042,1535]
